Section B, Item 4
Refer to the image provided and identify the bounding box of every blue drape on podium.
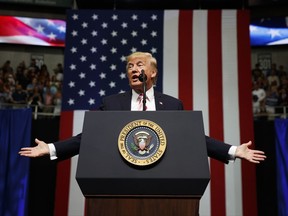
[274,118,288,216]
[0,108,32,216]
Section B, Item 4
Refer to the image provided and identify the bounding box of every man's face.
[126,56,156,92]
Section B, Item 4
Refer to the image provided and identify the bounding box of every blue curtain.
[274,118,288,216]
[0,108,32,216]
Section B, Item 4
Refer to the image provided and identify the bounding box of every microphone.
[139,69,147,111]
[138,70,147,82]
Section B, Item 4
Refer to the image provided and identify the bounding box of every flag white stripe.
[221,10,243,216]
[192,11,209,121]
[0,35,50,45]
[163,10,179,98]
[68,110,85,216]
[192,11,211,216]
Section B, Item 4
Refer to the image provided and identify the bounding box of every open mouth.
[132,74,139,82]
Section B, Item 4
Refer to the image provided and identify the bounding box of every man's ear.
[151,70,157,78]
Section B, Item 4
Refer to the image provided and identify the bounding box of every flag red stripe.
[178,10,193,110]
[54,111,74,216]
[207,10,226,216]
[237,10,258,216]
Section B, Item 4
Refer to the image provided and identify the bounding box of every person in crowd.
[28,59,40,75]
[42,87,54,113]
[1,82,13,103]
[278,65,287,79]
[252,63,265,81]
[53,88,62,115]
[53,63,64,82]
[266,63,279,77]
[265,84,279,114]
[252,81,266,114]
[38,64,50,85]
[6,73,15,86]
[28,86,43,112]
[1,60,13,75]
[279,86,288,106]
[267,68,280,87]
[255,75,269,91]
[15,61,29,89]
[19,52,266,164]
[0,76,6,106]
[11,84,27,104]
[26,77,39,98]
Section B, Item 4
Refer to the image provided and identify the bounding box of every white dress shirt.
[131,88,156,111]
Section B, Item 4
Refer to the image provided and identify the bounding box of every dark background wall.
[28,117,59,216]
[254,120,278,216]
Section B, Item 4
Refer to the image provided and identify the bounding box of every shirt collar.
[132,87,154,101]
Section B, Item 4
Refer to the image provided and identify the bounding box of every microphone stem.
[142,71,146,111]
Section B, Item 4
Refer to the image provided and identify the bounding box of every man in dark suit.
[19,52,266,164]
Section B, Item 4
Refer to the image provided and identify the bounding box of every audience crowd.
[0,59,63,115]
[1,59,287,117]
[252,63,288,115]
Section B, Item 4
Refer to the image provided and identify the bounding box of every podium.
[76,111,210,216]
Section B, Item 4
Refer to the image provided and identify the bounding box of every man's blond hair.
[126,52,158,85]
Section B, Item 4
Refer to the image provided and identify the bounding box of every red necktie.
[137,93,148,111]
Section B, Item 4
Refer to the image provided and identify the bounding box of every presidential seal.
[118,119,167,166]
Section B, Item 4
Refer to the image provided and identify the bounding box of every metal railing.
[1,102,287,120]
[254,105,288,120]
[0,102,61,119]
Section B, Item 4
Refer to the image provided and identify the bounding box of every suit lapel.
[120,91,132,110]
[154,91,166,110]
[120,90,166,110]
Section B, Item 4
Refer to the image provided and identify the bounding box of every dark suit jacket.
[54,90,232,163]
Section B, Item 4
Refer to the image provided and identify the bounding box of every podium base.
[86,197,199,216]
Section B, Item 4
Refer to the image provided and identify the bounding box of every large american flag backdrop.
[56,9,256,216]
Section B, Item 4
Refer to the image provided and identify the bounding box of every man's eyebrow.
[128,61,144,65]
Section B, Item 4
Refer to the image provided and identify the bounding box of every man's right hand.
[19,138,50,158]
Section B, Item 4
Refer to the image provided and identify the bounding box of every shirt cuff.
[228,145,237,163]
[48,143,58,160]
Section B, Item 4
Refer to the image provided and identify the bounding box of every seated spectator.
[265,84,279,114]
[28,87,43,112]
[11,84,28,104]
[26,77,39,97]
[38,64,50,84]
[278,65,287,78]
[256,76,269,91]
[53,89,62,115]
[53,63,64,82]
[16,64,29,89]
[1,60,13,75]
[278,86,288,106]
[49,78,59,95]
[28,59,40,75]
[266,63,279,77]
[252,63,264,81]
[252,82,266,114]
[2,82,12,103]
[42,88,54,113]
[267,68,280,87]
[0,80,6,106]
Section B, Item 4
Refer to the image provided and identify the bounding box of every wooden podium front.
[86,197,199,216]
[76,111,210,216]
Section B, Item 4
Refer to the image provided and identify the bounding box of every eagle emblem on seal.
[133,131,154,155]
